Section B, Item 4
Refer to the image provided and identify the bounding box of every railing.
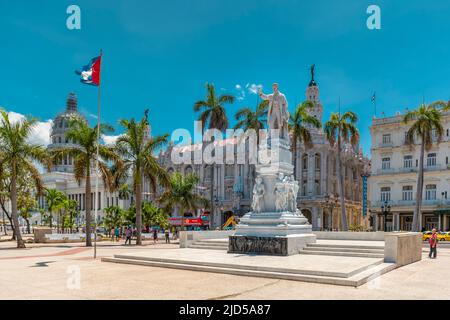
[374,164,449,175]
[370,199,449,208]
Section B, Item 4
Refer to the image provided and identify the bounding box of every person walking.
[165,228,170,244]
[429,228,438,259]
[125,227,132,245]
[153,228,158,244]
[110,227,115,241]
[115,227,120,242]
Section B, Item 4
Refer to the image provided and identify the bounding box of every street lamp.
[323,193,338,231]
[381,201,391,232]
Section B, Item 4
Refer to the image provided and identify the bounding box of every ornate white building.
[37,93,132,226]
[368,111,450,231]
[158,74,370,230]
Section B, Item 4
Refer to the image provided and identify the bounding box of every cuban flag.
[76,55,102,86]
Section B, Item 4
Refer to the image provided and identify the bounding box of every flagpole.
[94,49,102,259]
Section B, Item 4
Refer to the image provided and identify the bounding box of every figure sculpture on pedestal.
[251,176,265,213]
[258,83,290,142]
[274,173,288,212]
[287,175,299,212]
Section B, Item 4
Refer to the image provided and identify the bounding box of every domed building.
[37,93,132,227]
[47,92,87,173]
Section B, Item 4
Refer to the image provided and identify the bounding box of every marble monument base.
[229,211,316,256]
[228,234,316,256]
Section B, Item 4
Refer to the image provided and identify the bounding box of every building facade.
[37,93,132,227]
[368,111,450,231]
[158,75,370,230]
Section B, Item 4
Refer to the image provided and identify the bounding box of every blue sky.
[1,0,450,156]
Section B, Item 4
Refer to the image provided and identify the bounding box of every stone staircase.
[102,250,396,287]
[187,239,385,259]
[300,243,385,258]
[187,239,229,250]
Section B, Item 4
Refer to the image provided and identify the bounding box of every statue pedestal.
[229,138,316,256]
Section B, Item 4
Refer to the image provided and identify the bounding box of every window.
[402,186,413,201]
[382,134,391,144]
[403,155,413,168]
[425,185,437,200]
[380,187,391,202]
[315,154,321,171]
[382,157,391,170]
[427,153,437,167]
[302,154,308,171]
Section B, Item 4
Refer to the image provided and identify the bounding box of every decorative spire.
[309,64,317,87]
[66,92,78,112]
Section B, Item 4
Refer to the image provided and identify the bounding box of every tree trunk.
[336,139,348,231]
[135,177,143,245]
[10,170,25,248]
[210,164,215,229]
[292,137,297,178]
[85,167,92,247]
[413,140,425,232]
[25,219,31,234]
[1,201,13,236]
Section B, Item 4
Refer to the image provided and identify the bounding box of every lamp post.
[381,201,391,232]
[323,194,338,231]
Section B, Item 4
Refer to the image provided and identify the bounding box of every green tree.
[193,83,234,227]
[115,115,170,245]
[324,111,360,231]
[44,189,65,230]
[0,111,49,248]
[103,205,124,230]
[159,172,209,230]
[234,100,269,141]
[142,202,169,229]
[403,101,450,231]
[18,193,37,234]
[50,117,119,246]
[289,101,322,177]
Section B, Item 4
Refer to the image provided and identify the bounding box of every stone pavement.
[1,239,450,299]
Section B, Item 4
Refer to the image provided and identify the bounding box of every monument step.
[300,250,384,258]
[101,256,395,287]
[303,246,384,254]
[307,243,385,250]
[110,252,384,278]
[191,240,229,246]
[188,244,227,250]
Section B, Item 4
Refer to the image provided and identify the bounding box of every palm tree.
[403,101,450,232]
[234,100,269,142]
[50,118,118,246]
[324,111,360,231]
[158,172,209,230]
[289,101,322,177]
[44,188,65,230]
[114,115,170,245]
[0,111,49,248]
[193,83,234,228]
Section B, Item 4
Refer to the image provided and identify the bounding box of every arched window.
[302,154,308,171]
[315,153,321,172]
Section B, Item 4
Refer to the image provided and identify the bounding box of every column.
[312,207,319,231]
[318,207,324,230]
[320,152,327,194]
[373,213,378,231]
[396,213,400,231]
[307,153,314,195]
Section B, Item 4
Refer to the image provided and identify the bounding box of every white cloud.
[247,83,263,95]
[6,111,52,146]
[235,84,246,101]
[102,134,122,146]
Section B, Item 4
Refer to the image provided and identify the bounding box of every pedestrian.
[153,228,158,244]
[125,227,132,245]
[165,228,170,244]
[115,227,120,242]
[111,227,115,241]
[429,228,438,259]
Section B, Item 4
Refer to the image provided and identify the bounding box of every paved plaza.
[1,239,450,300]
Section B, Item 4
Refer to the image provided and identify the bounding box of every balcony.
[379,142,394,148]
[376,168,396,175]
[424,164,443,172]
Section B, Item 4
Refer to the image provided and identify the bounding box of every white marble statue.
[287,175,299,212]
[258,83,290,141]
[251,176,265,213]
[274,173,288,212]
